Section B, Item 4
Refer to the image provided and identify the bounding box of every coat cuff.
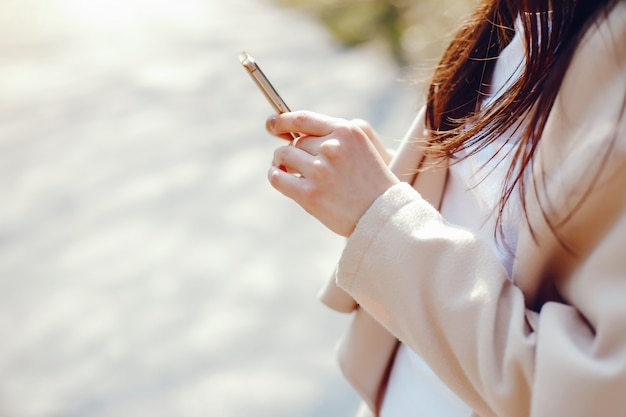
[336,182,425,293]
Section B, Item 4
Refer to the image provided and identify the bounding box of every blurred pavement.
[0,0,419,416]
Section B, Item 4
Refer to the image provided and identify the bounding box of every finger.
[351,118,375,140]
[351,118,392,164]
[266,116,295,141]
[273,145,315,175]
[267,165,306,201]
[268,111,338,138]
[291,134,327,156]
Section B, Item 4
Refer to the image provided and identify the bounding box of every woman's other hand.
[266,111,399,237]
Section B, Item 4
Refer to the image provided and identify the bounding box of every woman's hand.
[266,111,399,237]
[349,118,393,165]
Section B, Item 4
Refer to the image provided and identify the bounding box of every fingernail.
[268,115,277,131]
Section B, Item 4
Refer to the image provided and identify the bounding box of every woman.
[265,0,626,416]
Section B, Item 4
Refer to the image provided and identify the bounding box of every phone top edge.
[239,51,295,120]
[239,51,257,71]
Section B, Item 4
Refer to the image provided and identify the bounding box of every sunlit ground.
[0,0,419,416]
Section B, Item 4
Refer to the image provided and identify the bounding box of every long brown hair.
[425,0,621,244]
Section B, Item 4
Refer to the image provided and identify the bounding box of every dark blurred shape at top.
[275,0,478,68]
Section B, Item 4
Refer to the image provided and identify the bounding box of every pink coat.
[320,3,626,416]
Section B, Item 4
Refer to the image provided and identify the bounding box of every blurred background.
[0,0,474,416]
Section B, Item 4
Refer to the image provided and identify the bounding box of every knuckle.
[273,146,290,163]
[351,118,370,131]
[352,118,373,137]
[338,122,364,142]
[334,123,352,137]
[311,158,331,180]
[319,140,341,160]
[292,111,311,130]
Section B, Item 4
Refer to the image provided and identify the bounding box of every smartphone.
[239,51,299,140]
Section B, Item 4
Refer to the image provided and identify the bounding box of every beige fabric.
[318,105,431,313]
[318,105,448,413]
[322,4,626,417]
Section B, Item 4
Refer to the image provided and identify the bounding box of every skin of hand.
[266,111,399,237]
[350,118,394,165]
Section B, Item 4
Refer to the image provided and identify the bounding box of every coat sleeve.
[318,105,428,314]
[336,182,534,417]
[334,4,626,417]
